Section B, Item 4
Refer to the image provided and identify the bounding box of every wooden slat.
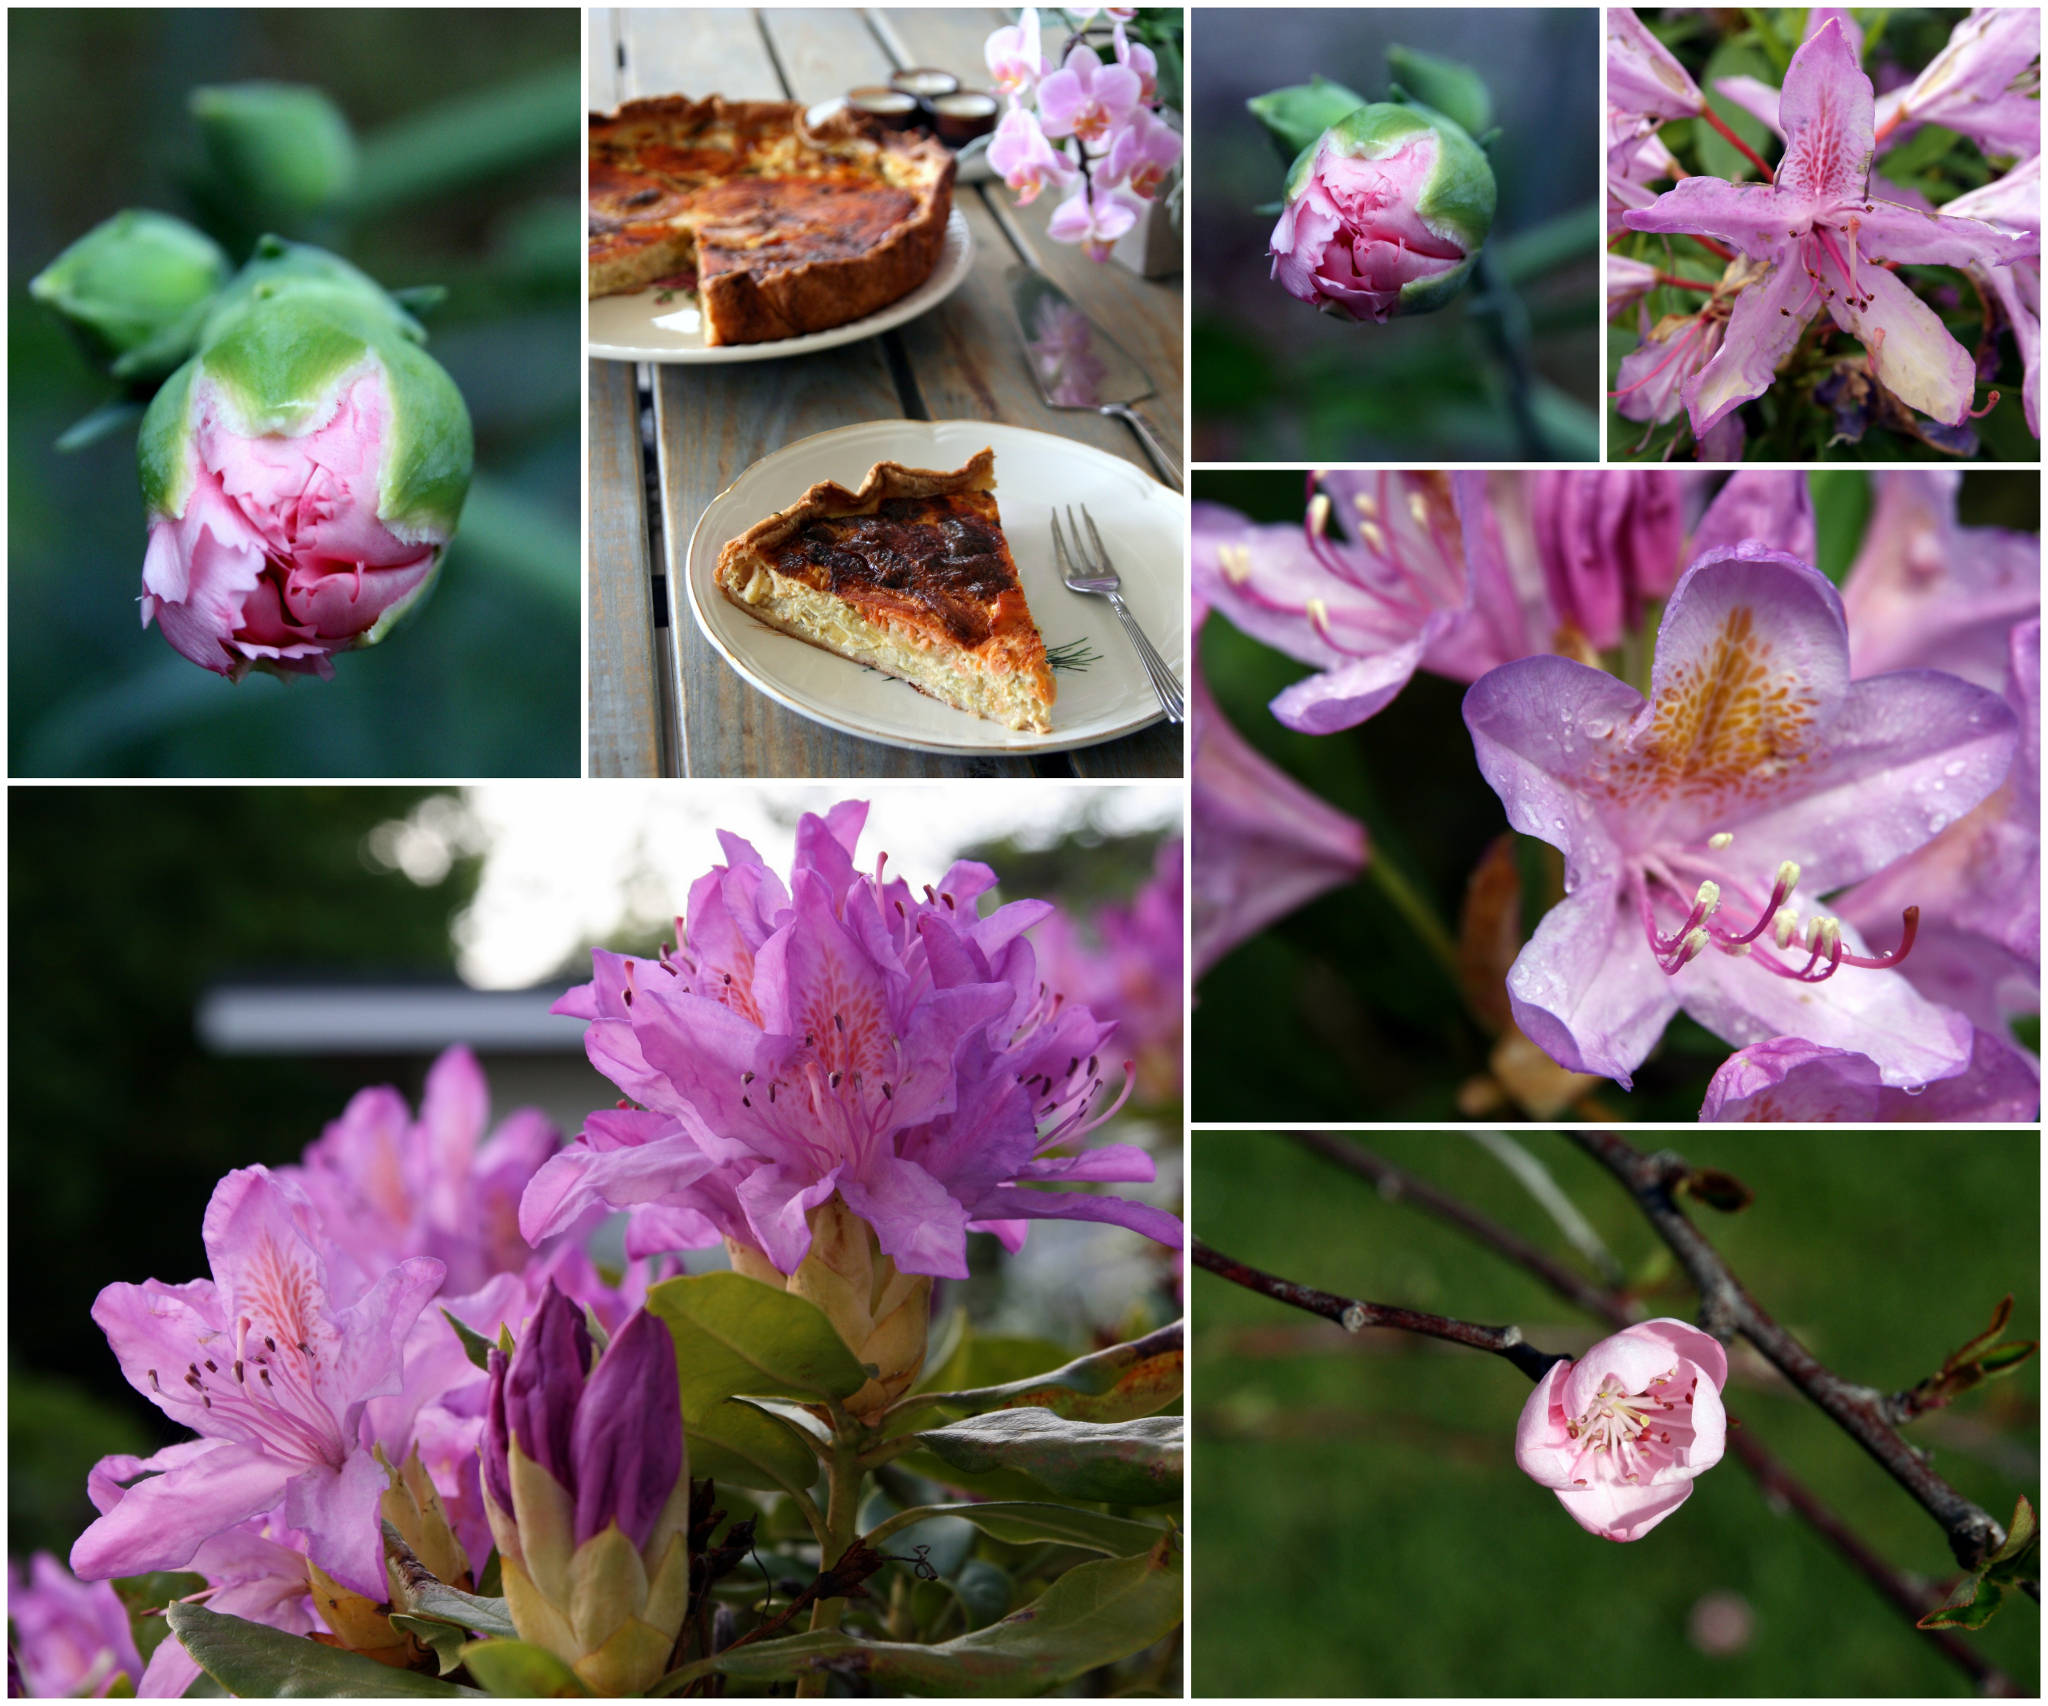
[587,360,663,777]
[758,8,896,104]
[1067,721,1184,778]
[588,8,620,110]
[618,7,784,101]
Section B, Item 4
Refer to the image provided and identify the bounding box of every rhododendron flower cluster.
[986,9,1181,261]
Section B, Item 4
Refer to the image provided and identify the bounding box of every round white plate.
[588,208,972,365]
[684,420,1186,755]
[803,98,995,183]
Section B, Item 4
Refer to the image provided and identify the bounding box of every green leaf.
[166,1602,480,1696]
[948,1558,1013,1630]
[1246,77,1372,165]
[55,399,147,455]
[889,1501,1169,1557]
[687,1395,822,1494]
[1918,1495,2038,1631]
[396,1580,518,1641]
[910,1410,1182,1506]
[657,1535,1181,1695]
[1693,39,1776,182]
[459,1638,590,1696]
[647,1271,870,1412]
[1385,44,1492,138]
[388,1615,470,1676]
[898,1322,1183,1427]
[441,1307,498,1374]
[1809,470,1871,584]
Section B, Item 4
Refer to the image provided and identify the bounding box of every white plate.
[684,420,1186,756]
[804,98,995,183]
[588,209,972,364]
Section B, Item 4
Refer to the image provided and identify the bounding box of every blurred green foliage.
[1193,1132,2040,1696]
[1610,8,2035,462]
[8,786,477,1555]
[9,9,581,776]
[1190,470,2040,1123]
[1189,7,1601,461]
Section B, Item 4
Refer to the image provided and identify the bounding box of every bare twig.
[1190,1237,1566,1383]
[1567,1132,2008,1573]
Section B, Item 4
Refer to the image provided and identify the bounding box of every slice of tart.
[715,449,1055,733]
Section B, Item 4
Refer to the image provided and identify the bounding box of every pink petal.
[1683,258,1816,436]
[1818,249,1977,425]
[1775,18,1874,205]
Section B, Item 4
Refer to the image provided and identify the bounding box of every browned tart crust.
[715,449,1056,733]
[589,94,956,346]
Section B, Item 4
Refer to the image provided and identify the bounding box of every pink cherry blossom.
[1622,20,2036,435]
[1047,182,1145,262]
[1036,44,1141,145]
[1463,546,2017,1090]
[1516,1318,1728,1542]
[987,106,1078,207]
[141,371,448,680]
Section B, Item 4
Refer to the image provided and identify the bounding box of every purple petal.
[1702,1036,1885,1119]
[570,1309,682,1550]
[1683,259,1816,436]
[1819,250,1977,425]
[1690,471,1814,566]
[1855,200,2039,269]
[1775,19,1873,206]
[838,1154,974,1279]
[504,1281,590,1492]
[1505,877,1681,1088]
[70,1441,292,1580]
[1623,178,1799,264]
[283,1448,391,1600]
[962,1183,1184,1251]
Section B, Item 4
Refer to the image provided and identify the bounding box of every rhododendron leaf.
[389,1613,470,1675]
[685,1397,821,1495]
[1246,77,1371,163]
[1681,1168,1755,1213]
[910,1410,1182,1506]
[899,1322,1183,1428]
[395,1580,518,1641]
[948,1557,1014,1629]
[895,1501,1169,1557]
[442,1307,498,1373]
[653,1536,1181,1695]
[166,1601,479,1696]
[1385,44,1492,139]
[459,1636,590,1696]
[648,1273,870,1409]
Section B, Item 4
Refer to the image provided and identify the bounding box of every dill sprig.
[1047,637,1101,673]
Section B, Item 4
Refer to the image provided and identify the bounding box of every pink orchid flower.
[984,6,1049,102]
[1100,106,1181,199]
[987,106,1078,206]
[1623,20,2036,435]
[5,1553,143,1698]
[1036,43,1142,145]
[1047,181,1145,261]
[1703,1028,2038,1121]
[520,802,1182,1281]
[71,1166,444,1599]
[1112,22,1159,103]
[1463,546,2018,1091]
[1516,1319,1728,1542]
[1191,601,1369,980]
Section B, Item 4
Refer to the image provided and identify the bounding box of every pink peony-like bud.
[1515,1318,1728,1542]
[1269,104,1495,325]
[141,370,451,680]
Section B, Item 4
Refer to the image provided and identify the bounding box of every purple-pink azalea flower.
[1515,1318,1729,1543]
[1190,600,1368,979]
[1036,44,1141,145]
[1702,1028,2038,1121]
[1606,9,1706,178]
[1463,546,2018,1090]
[988,107,1078,207]
[1608,253,1660,319]
[284,1044,562,1298]
[5,1553,142,1698]
[1623,20,2036,435]
[1943,158,2042,440]
[71,1166,444,1599]
[520,802,1182,1281]
[1874,8,2044,162]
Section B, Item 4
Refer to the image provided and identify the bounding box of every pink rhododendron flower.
[1623,20,2036,435]
[1875,7,2043,161]
[5,1553,142,1698]
[1047,182,1145,261]
[1607,254,1661,319]
[1516,1318,1728,1542]
[985,6,1050,102]
[71,1166,444,1599]
[1608,130,1682,222]
[1191,600,1368,978]
[1702,1028,2038,1121]
[988,106,1078,206]
[1463,546,2018,1090]
[1943,158,2042,440]
[283,1044,563,1297]
[1606,9,1706,162]
[1036,43,1141,144]
[520,802,1182,1281]
[1529,471,1687,652]
[141,371,452,680]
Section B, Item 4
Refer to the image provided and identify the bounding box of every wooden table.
[588,7,1186,778]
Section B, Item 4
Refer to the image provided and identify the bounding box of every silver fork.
[1051,505,1185,724]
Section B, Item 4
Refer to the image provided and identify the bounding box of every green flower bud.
[29,210,230,380]
[190,82,358,226]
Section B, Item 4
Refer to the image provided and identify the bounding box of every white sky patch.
[429,782,1182,990]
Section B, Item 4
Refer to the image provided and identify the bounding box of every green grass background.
[1191,1132,2040,1696]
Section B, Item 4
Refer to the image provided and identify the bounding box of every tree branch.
[1191,1237,1567,1382]
[1567,1131,2007,1572]
[1291,1133,2024,1697]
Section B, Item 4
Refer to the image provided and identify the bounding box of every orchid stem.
[1366,853,1461,987]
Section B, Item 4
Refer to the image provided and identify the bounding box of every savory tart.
[589,94,955,346]
[715,450,1055,733]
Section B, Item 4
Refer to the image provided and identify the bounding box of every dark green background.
[1192,1132,2041,1696]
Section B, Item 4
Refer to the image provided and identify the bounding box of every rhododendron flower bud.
[484,1286,689,1696]
[1516,1318,1728,1541]
[728,1198,932,1418]
[137,237,472,680]
[29,210,230,381]
[1270,102,1495,324]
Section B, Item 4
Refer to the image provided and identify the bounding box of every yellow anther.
[1218,542,1253,584]
[1359,519,1388,556]
[1772,907,1799,948]
[1694,880,1720,915]
[1707,831,1735,850]
[1353,492,1379,520]
[1307,492,1333,536]
[1407,491,1431,528]
[1777,860,1802,896]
